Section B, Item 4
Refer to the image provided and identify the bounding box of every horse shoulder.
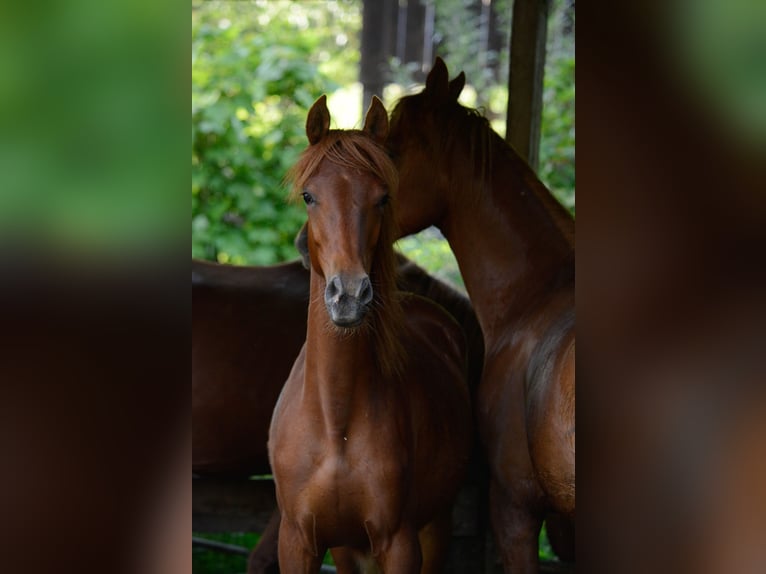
[269,344,310,469]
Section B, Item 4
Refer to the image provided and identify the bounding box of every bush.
[191,0,573,274]
[192,2,360,265]
[539,1,575,215]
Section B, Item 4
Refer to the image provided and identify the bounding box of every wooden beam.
[360,0,395,111]
[506,0,550,171]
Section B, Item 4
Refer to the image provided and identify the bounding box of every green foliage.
[193,532,334,573]
[396,229,464,291]
[2,0,183,253]
[432,0,512,96]
[539,0,575,215]
[192,532,259,574]
[191,0,573,277]
[539,522,557,561]
[192,2,361,265]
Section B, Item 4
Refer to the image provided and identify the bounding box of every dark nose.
[325,275,343,302]
[357,276,373,306]
[324,274,373,327]
[325,275,372,305]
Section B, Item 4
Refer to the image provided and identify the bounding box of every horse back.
[192,259,309,476]
[192,258,309,291]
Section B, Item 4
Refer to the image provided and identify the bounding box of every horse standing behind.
[269,95,472,572]
[386,58,575,573]
[193,258,310,477]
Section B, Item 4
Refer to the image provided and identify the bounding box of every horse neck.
[304,270,378,440]
[441,137,574,345]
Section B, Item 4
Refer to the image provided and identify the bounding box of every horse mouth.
[331,316,365,329]
[327,301,369,329]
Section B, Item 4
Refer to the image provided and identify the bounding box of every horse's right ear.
[363,96,388,144]
[294,221,310,269]
[448,71,466,101]
[306,95,330,144]
[425,57,449,100]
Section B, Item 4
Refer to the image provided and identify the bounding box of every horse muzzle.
[324,274,373,327]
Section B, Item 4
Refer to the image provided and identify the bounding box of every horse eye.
[377,194,390,207]
[302,192,315,205]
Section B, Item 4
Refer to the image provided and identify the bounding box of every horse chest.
[306,431,405,500]
[277,435,406,552]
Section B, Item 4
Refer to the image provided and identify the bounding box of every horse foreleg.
[277,515,325,574]
[247,508,280,574]
[489,479,544,574]
[329,547,370,574]
[376,526,422,574]
[545,511,575,563]
[418,510,452,574]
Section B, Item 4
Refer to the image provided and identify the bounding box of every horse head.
[387,57,466,237]
[287,95,398,328]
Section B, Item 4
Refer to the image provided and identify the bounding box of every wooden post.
[405,0,426,73]
[506,0,550,171]
[360,0,395,112]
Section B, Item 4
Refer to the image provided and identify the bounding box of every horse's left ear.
[424,57,449,100]
[306,95,331,145]
[294,221,310,269]
[363,95,388,144]
[448,71,466,101]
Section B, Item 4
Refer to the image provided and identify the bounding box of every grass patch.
[192,532,335,573]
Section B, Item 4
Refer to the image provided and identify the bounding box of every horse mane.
[285,130,405,379]
[391,94,574,247]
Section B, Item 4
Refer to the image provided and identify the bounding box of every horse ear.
[294,221,310,269]
[363,96,388,144]
[425,57,449,99]
[448,71,466,101]
[306,95,330,145]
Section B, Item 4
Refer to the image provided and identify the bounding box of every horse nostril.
[325,275,342,302]
[358,276,373,306]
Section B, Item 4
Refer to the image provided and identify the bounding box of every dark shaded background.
[578,1,766,573]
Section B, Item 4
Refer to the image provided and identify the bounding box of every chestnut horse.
[193,254,483,573]
[268,96,472,572]
[386,58,575,573]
